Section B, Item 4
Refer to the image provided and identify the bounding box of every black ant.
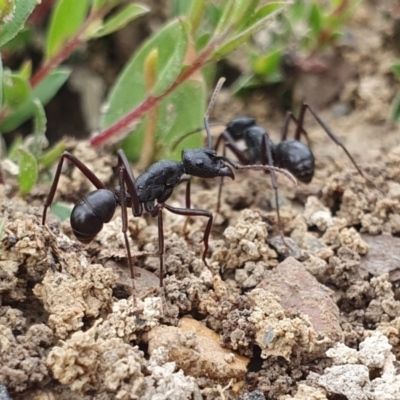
[41,79,296,303]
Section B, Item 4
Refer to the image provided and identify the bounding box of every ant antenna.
[205,77,226,150]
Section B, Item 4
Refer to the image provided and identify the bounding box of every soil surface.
[1,2,400,399]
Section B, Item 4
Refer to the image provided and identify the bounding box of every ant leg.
[259,133,287,244]
[151,205,166,288]
[301,104,381,192]
[0,160,3,184]
[163,203,213,267]
[176,176,192,240]
[42,151,105,225]
[281,108,311,146]
[117,163,137,305]
[150,204,168,312]
[215,131,251,212]
[117,150,142,215]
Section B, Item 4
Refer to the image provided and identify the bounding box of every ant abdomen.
[275,141,315,183]
[70,189,117,243]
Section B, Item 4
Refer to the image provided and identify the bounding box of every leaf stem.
[30,8,104,88]
[90,38,219,147]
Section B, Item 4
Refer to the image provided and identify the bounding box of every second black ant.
[42,78,296,303]
[178,103,379,237]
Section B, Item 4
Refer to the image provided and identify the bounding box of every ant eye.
[196,159,204,166]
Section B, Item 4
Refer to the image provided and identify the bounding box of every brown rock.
[148,317,249,379]
[361,234,400,282]
[257,257,343,345]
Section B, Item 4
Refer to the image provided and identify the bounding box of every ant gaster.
[42,78,296,303]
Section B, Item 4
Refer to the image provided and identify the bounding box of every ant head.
[182,148,234,179]
[276,141,315,183]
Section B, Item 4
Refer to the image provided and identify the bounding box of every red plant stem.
[333,0,349,17]
[90,40,218,147]
[30,9,104,88]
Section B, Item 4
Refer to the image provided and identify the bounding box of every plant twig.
[30,8,105,88]
[90,38,220,147]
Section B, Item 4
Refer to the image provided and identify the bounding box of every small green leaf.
[45,0,90,59]
[309,2,323,36]
[51,201,73,222]
[0,56,3,108]
[0,219,5,241]
[214,0,236,35]
[92,0,120,11]
[392,63,400,81]
[390,92,400,122]
[7,135,23,161]
[31,98,47,157]
[88,3,149,38]
[101,19,189,132]
[227,0,260,31]
[38,140,66,169]
[18,59,32,80]
[253,49,282,77]
[1,67,71,133]
[213,2,289,61]
[0,0,36,48]
[2,70,31,109]
[188,0,206,34]
[18,148,38,194]
[244,2,285,29]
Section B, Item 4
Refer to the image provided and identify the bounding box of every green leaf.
[204,3,223,29]
[309,2,323,36]
[227,0,260,31]
[0,56,3,108]
[0,219,4,241]
[392,63,400,81]
[92,0,120,10]
[188,0,206,34]
[172,0,194,16]
[45,0,90,59]
[18,148,38,194]
[214,0,236,35]
[38,140,66,169]
[2,69,31,109]
[213,2,289,61]
[246,2,285,28]
[7,135,23,161]
[101,18,189,131]
[390,92,400,122]
[252,49,282,77]
[88,3,149,38]
[0,0,37,48]
[122,78,205,162]
[50,201,73,222]
[235,0,260,30]
[1,67,71,133]
[31,98,47,157]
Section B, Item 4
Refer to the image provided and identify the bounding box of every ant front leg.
[116,150,146,305]
[281,108,311,145]
[163,203,214,268]
[177,177,193,240]
[259,132,286,243]
[215,131,251,213]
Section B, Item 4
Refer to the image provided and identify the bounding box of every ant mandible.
[212,103,379,234]
[42,78,296,302]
